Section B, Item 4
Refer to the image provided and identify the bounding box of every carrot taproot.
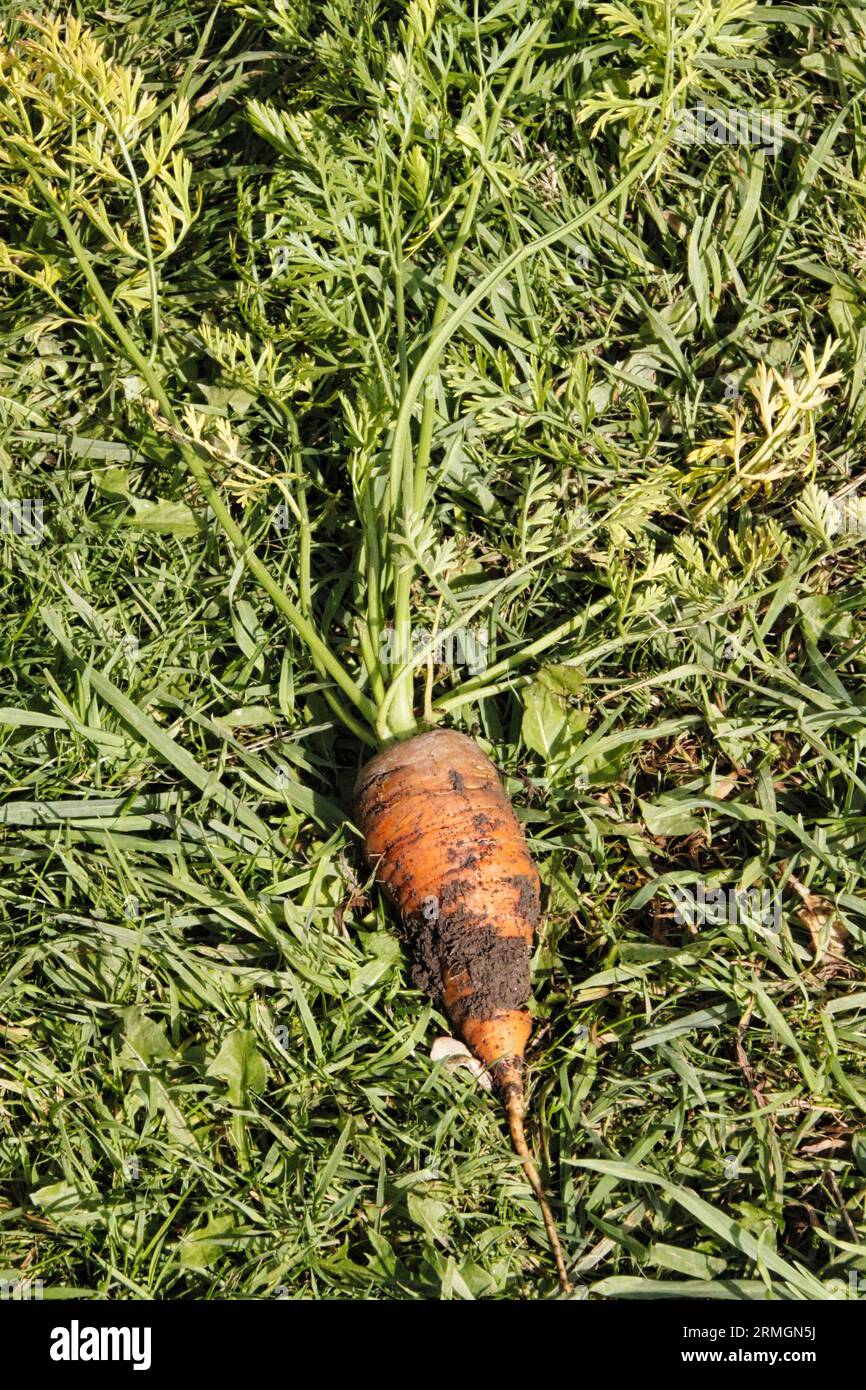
[354,726,571,1293]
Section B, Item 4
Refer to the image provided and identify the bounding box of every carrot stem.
[27,168,377,740]
[504,1085,572,1296]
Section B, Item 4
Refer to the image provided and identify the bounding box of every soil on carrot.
[355,736,541,1021]
[405,909,533,1020]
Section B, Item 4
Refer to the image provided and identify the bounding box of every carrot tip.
[503,1085,572,1296]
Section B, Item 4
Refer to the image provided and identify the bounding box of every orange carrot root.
[503,1080,573,1296]
[355,727,572,1293]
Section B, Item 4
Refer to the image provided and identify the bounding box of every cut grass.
[1,0,866,1299]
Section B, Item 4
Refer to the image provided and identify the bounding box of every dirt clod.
[407,908,532,1021]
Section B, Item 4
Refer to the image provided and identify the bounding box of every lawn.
[1,0,866,1301]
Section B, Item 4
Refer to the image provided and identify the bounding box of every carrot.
[355,726,571,1294]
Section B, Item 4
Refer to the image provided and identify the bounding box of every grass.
[1,0,866,1300]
